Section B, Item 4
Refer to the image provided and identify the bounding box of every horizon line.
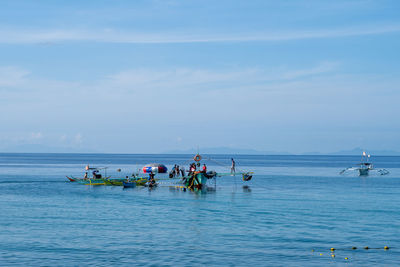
[0,152,399,156]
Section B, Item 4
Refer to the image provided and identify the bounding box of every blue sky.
[0,0,399,153]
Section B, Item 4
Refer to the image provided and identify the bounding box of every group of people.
[170,158,235,178]
[170,164,185,178]
[188,162,207,176]
[82,157,236,182]
[83,170,102,179]
[169,162,209,178]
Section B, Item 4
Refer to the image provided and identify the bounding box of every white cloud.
[60,134,67,142]
[30,132,43,140]
[2,62,398,125]
[0,132,44,145]
[73,133,83,145]
[0,23,399,44]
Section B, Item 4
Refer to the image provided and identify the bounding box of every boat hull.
[359,168,369,176]
[184,172,209,190]
[104,179,125,186]
[122,181,137,188]
[77,179,106,185]
[66,176,76,182]
[106,178,148,186]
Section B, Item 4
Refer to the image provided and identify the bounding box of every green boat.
[183,171,212,190]
[103,178,125,186]
[67,166,109,183]
[104,177,148,186]
[181,154,253,190]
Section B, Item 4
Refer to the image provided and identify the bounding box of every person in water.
[231,158,236,174]
[171,165,176,178]
[148,172,154,180]
[148,172,156,187]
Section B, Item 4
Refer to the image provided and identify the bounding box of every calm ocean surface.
[1,153,400,266]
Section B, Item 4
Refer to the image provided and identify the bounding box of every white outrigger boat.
[340,152,389,176]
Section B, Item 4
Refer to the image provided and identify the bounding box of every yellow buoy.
[331,254,335,258]
[384,246,389,250]
[311,249,315,252]
[345,257,348,260]
[320,253,323,256]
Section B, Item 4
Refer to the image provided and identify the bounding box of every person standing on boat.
[231,158,236,174]
[188,163,195,176]
[202,164,207,173]
[84,172,88,179]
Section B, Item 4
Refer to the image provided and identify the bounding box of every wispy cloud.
[0,66,30,87]
[2,62,398,116]
[281,62,338,80]
[0,62,337,95]
[0,23,399,44]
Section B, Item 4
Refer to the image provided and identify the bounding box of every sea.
[0,153,400,266]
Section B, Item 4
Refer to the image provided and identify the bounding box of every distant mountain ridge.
[164,146,290,155]
[1,144,399,155]
[328,147,400,156]
[164,146,400,156]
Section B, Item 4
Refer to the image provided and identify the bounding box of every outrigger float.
[340,152,389,176]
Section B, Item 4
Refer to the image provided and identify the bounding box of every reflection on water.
[243,185,252,193]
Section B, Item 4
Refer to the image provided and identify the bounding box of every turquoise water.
[0,153,400,266]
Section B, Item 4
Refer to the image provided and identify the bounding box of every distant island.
[164,146,400,156]
[1,144,399,156]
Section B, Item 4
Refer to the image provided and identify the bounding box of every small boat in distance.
[340,152,389,176]
[66,165,109,182]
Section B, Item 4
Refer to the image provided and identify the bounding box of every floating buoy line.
[311,246,390,261]
[312,246,390,252]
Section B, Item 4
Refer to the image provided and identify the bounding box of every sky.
[0,0,399,154]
